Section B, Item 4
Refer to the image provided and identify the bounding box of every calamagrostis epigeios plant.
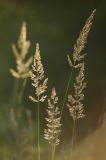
[10,22,32,79]
[61,9,96,117]
[66,10,96,160]
[29,43,48,160]
[10,22,33,127]
[44,88,61,160]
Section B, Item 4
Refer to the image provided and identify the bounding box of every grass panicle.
[44,88,61,160]
[10,22,33,79]
[67,62,86,120]
[29,43,48,103]
[61,9,96,118]
[67,9,96,68]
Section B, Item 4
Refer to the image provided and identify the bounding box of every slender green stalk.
[51,144,54,160]
[37,96,41,160]
[51,105,56,160]
[61,66,74,118]
[51,105,55,160]
[70,119,76,160]
[52,144,56,160]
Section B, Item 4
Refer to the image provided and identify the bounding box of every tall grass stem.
[37,96,41,160]
[61,66,74,119]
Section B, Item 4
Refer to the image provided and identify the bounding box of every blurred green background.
[0,0,106,159]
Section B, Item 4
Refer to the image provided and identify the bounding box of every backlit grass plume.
[67,9,96,68]
[61,9,96,117]
[67,62,86,120]
[29,43,48,103]
[44,88,61,160]
[67,9,96,127]
[29,43,48,160]
[10,22,33,79]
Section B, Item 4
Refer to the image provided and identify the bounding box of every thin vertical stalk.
[51,144,54,160]
[51,144,56,160]
[61,66,74,118]
[70,88,78,160]
[51,105,56,160]
[70,119,76,160]
[37,96,41,160]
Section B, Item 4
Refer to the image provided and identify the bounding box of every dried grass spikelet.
[29,43,48,103]
[10,22,33,79]
[67,9,96,68]
[67,10,96,120]
[44,88,61,146]
[67,63,86,120]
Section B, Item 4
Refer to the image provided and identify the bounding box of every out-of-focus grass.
[58,123,106,160]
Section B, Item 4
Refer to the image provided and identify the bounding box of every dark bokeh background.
[0,0,106,150]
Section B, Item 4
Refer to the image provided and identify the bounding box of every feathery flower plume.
[10,22,33,79]
[67,9,96,68]
[66,10,96,119]
[61,10,96,119]
[29,43,48,103]
[44,88,61,146]
[67,63,86,120]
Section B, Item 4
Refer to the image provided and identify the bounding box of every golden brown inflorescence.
[67,9,96,120]
[67,63,86,120]
[29,43,48,103]
[67,9,96,68]
[10,22,33,79]
[44,88,61,146]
